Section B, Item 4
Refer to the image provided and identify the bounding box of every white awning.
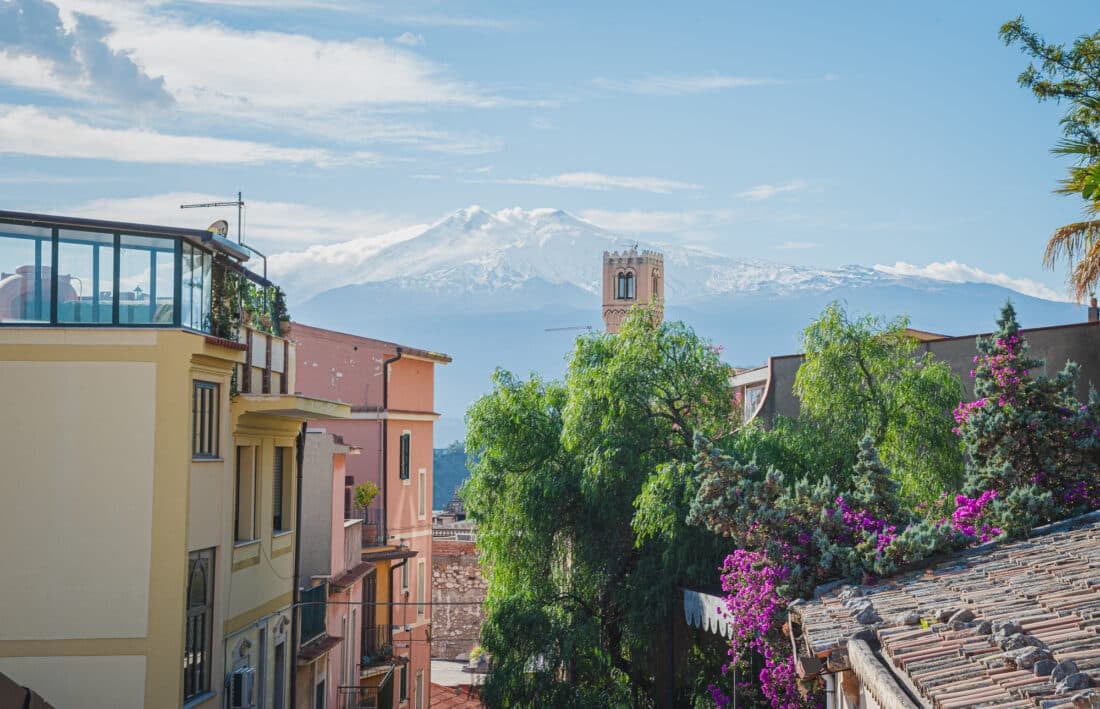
[682,588,733,638]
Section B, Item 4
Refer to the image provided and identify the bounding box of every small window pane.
[185,548,214,700]
[0,224,53,323]
[57,229,114,324]
[119,234,176,325]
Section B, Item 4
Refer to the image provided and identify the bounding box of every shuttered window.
[184,548,214,700]
[192,381,219,459]
[273,447,286,531]
[399,432,411,480]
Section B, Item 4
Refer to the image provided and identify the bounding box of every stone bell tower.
[602,247,664,333]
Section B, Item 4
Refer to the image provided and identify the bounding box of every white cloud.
[592,74,776,95]
[875,261,1067,302]
[0,105,377,165]
[64,192,423,252]
[393,32,425,47]
[579,208,736,233]
[504,172,701,194]
[737,179,808,202]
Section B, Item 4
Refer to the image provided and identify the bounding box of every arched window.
[652,271,660,299]
[616,271,635,300]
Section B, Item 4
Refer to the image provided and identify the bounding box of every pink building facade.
[297,433,369,709]
[293,324,450,709]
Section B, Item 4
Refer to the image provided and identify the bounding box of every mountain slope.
[280,206,1086,445]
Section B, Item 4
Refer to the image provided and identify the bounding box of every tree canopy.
[1001,17,1100,299]
[462,307,736,707]
[793,302,964,503]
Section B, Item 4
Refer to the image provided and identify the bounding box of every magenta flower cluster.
[835,495,897,551]
[951,490,1002,542]
[952,337,1027,433]
[711,549,806,709]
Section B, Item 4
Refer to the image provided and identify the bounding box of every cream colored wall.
[0,360,155,640]
[0,656,147,709]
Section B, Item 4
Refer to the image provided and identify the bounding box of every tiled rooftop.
[792,513,1100,708]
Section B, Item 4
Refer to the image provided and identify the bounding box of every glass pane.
[57,229,114,324]
[119,234,176,325]
[182,243,212,332]
[0,223,53,323]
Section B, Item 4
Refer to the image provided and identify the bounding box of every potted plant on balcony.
[272,286,291,337]
[353,481,380,543]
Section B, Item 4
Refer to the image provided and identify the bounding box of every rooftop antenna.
[179,191,267,280]
[181,191,244,244]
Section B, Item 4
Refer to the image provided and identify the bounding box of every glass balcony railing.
[0,211,289,338]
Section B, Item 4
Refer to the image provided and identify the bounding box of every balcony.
[346,506,386,547]
[0,211,284,331]
[361,624,392,669]
[343,519,363,573]
[236,324,293,396]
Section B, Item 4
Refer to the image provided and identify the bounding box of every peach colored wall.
[293,323,443,709]
[388,357,435,413]
[294,323,392,409]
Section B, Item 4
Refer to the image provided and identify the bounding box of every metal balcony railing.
[360,625,392,668]
[345,506,385,546]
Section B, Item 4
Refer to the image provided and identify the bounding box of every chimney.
[1090,295,1098,323]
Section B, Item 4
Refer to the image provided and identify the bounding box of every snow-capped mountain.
[272,206,1085,445]
[270,205,909,305]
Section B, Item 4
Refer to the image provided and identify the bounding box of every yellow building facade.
[0,211,348,709]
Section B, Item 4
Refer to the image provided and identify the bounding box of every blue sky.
[1,0,1098,300]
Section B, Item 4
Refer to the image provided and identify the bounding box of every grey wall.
[756,321,1100,426]
[299,431,336,582]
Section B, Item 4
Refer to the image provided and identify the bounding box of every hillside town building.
[0,210,349,708]
[293,324,451,709]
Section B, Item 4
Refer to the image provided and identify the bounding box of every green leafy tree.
[793,302,964,503]
[1001,17,1100,299]
[463,307,735,707]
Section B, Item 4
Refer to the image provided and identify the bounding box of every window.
[417,469,427,520]
[399,432,411,480]
[184,548,214,701]
[652,271,660,300]
[399,664,408,702]
[615,271,635,300]
[57,229,114,324]
[192,381,219,459]
[417,560,426,616]
[181,242,212,332]
[401,561,409,594]
[313,678,326,709]
[273,642,286,709]
[0,223,53,323]
[273,447,290,532]
[118,234,176,325]
[235,446,258,542]
[415,670,424,709]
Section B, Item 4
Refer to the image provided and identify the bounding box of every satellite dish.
[207,219,230,237]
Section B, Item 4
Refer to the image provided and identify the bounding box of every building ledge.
[235,393,350,420]
[298,634,343,663]
[331,561,374,591]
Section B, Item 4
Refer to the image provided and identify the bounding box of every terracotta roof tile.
[792,513,1100,708]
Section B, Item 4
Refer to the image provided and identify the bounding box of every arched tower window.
[652,271,660,299]
[616,271,635,300]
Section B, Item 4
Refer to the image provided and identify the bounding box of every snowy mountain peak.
[269,205,975,306]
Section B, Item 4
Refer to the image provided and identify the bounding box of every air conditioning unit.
[228,666,257,709]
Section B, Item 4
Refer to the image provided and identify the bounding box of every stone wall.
[431,539,487,660]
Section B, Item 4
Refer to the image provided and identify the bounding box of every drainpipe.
[381,348,403,544]
[823,672,836,709]
[289,421,306,707]
[389,556,410,650]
